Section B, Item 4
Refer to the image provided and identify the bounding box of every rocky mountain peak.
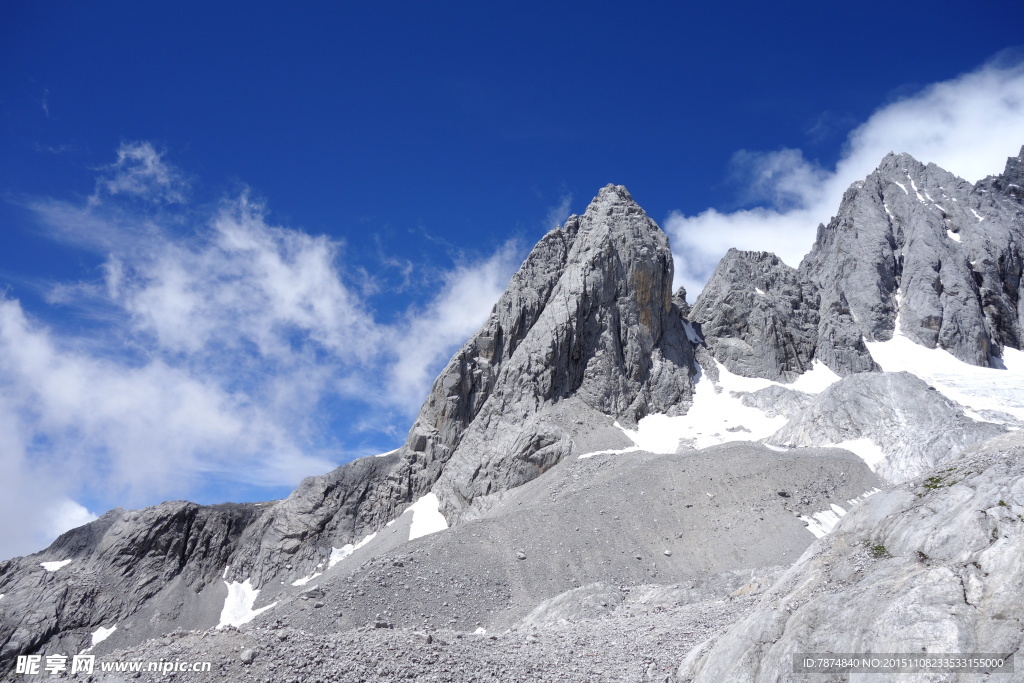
[799,148,1024,369]
[428,184,697,520]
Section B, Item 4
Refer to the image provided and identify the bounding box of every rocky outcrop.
[3,149,1023,673]
[0,501,263,661]
[689,250,819,381]
[801,149,1024,369]
[429,185,696,520]
[767,371,1005,484]
[0,184,698,666]
[678,431,1024,682]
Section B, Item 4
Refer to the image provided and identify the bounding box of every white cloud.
[0,148,522,560]
[43,499,98,540]
[666,58,1024,299]
[387,241,522,412]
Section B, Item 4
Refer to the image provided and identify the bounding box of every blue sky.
[1,1,1023,558]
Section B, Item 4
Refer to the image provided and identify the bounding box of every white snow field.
[217,578,277,629]
[40,560,72,572]
[407,492,449,540]
[90,625,117,647]
[824,437,888,472]
[580,360,840,459]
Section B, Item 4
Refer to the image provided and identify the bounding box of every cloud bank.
[666,58,1024,299]
[0,142,522,559]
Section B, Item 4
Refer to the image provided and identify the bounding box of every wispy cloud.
[544,194,573,230]
[0,150,523,560]
[386,241,522,412]
[92,141,188,205]
[666,57,1024,299]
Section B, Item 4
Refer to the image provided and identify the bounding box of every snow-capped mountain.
[1,147,1022,682]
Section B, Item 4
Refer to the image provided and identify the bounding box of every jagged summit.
[694,147,1024,381]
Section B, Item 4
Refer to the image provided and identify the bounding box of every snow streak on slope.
[579,360,839,458]
[824,437,888,472]
[798,488,880,539]
[40,560,72,572]
[867,337,1024,422]
[328,532,378,569]
[90,625,117,647]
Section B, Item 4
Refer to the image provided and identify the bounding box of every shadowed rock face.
[0,501,263,661]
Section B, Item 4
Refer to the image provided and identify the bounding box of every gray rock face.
[801,150,1024,368]
[0,184,697,667]
[678,431,1024,683]
[694,147,1024,380]
[0,501,262,662]
[767,371,1005,484]
[689,249,819,381]
[2,150,1023,675]
[428,185,696,520]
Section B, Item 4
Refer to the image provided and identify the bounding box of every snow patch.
[222,565,230,579]
[763,444,789,452]
[683,321,703,344]
[893,181,908,195]
[474,627,487,635]
[374,448,399,458]
[40,560,72,572]
[578,361,837,459]
[946,229,961,243]
[329,532,378,569]
[621,362,788,451]
[799,505,845,539]
[291,572,322,587]
[884,203,893,217]
[867,336,1024,422]
[909,176,926,203]
[970,208,985,222]
[787,360,842,393]
[217,578,277,628]
[407,492,449,540]
[578,445,640,460]
[754,287,766,296]
[91,625,117,647]
[799,488,880,538]
[826,437,887,471]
